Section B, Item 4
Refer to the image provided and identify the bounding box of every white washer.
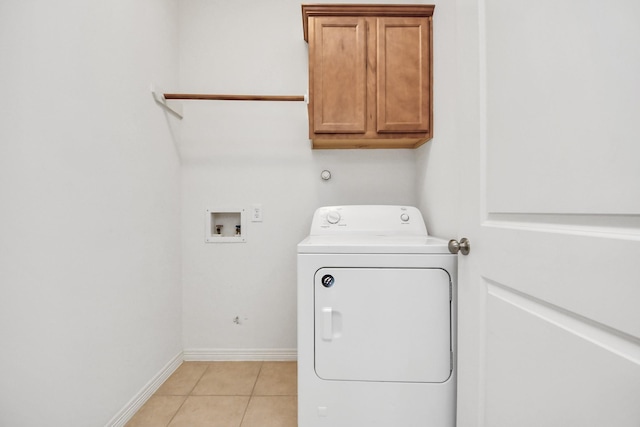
[297,205,456,427]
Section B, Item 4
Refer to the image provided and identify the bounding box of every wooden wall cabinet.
[302,4,434,149]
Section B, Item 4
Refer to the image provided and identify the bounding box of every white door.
[314,267,451,383]
[455,1,640,426]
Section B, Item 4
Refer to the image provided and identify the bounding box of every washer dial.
[326,210,341,224]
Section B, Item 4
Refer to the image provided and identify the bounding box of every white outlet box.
[252,204,263,222]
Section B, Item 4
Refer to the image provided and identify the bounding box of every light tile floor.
[126,361,297,427]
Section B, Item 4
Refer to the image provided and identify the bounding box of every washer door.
[314,267,451,383]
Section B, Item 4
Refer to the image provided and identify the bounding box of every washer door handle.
[322,307,333,341]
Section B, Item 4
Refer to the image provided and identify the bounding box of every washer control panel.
[310,205,427,236]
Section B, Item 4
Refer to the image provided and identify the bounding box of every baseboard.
[105,351,183,427]
[183,348,297,361]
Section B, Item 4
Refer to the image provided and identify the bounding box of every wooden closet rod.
[163,93,305,102]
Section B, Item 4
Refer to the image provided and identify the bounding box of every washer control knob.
[326,210,341,224]
[400,213,410,222]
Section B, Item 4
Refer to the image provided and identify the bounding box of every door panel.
[377,17,431,133]
[455,0,640,426]
[314,267,451,383]
[484,0,640,215]
[311,17,367,134]
[483,224,640,338]
[485,284,640,426]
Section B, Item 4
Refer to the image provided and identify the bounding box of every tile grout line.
[164,396,188,427]
[249,361,264,396]
[238,361,264,427]
[164,362,210,427]
[187,362,212,396]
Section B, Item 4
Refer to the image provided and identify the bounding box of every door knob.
[448,238,470,255]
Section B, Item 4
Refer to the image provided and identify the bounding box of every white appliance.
[297,205,456,427]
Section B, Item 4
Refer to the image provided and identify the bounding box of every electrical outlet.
[252,204,263,222]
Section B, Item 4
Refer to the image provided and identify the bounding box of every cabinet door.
[377,17,431,133]
[311,17,367,134]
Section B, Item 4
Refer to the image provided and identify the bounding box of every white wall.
[415,0,462,239]
[0,1,182,426]
[179,0,419,354]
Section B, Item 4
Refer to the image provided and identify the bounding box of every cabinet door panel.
[312,17,367,134]
[377,17,431,133]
